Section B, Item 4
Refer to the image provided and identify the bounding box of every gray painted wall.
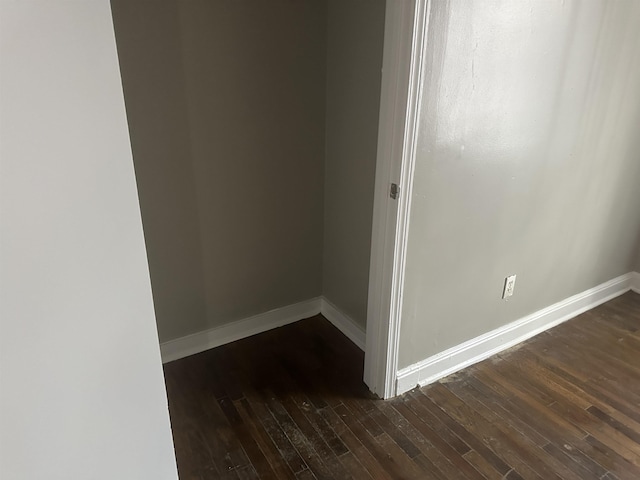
[112,0,326,343]
[399,0,640,369]
[111,1,207,343]
[0,2,177,478]
[323,0,385,328]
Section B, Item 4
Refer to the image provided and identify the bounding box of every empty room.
[2,1,640,479]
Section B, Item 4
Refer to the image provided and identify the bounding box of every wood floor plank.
[426,382,555,480]
[529,337,640,407]
[495,355,640,467]
[366,404,422,458]
[262,390,338,480]
[584,435,640,480]
[217,396,280,480]
[587,406,640,445]
[411,453,448,480]
[234,398,297,480]
[295,468,316,480]
[332,403,423,479]
[463,449,507,480]
[318,405,394,480]
[449,377,549,447]
[294,394,350,457]
[235,465,260,480]
[465,373,614,479]
[445,379,584,480]
[375,432,430,479]
[274,392,352,480]
[542,442,609,480]
[391,396,486,480]
[379,398,470,462]
[470,366,640,480]
[334,451,374,480]
[552,327,640,392]
[385,395,473,456]
[406,389,513,476]
[244,393,309,475]
[164,292,640,480]
[522,344,640,424]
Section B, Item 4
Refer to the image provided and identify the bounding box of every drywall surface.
[323,0,386,328]
[0,2,177,479]
[112,0,326,342]
[110,0,207,343]
[399,0,640,369]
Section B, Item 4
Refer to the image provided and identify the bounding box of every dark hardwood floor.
[163,292,640,479]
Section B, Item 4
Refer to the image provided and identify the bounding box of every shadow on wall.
[111,0,208,342]
[111,0,326,343]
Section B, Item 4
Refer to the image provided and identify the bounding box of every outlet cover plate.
[503,274,516,299]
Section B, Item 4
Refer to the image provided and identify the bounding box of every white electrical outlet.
[503,274,517,299]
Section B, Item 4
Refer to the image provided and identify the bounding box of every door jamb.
[364,0,431,399]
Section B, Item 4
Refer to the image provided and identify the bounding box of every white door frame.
[364,0,431,399]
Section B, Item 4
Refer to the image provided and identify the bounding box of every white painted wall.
[0,2,178,479]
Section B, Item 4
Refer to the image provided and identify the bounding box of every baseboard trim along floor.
[320,297,366,351]
[160,298,321,363]
[160,296,365,363]
[161,272,639,378]
[631,271,640,293]
[396,271,638,395]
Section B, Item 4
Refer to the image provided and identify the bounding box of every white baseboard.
[632,271,640,293]
[396,272,637,395]
[320,297,366,351]
[160,298,321,363]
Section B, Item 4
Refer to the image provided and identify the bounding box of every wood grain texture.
[164,292,640,479]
